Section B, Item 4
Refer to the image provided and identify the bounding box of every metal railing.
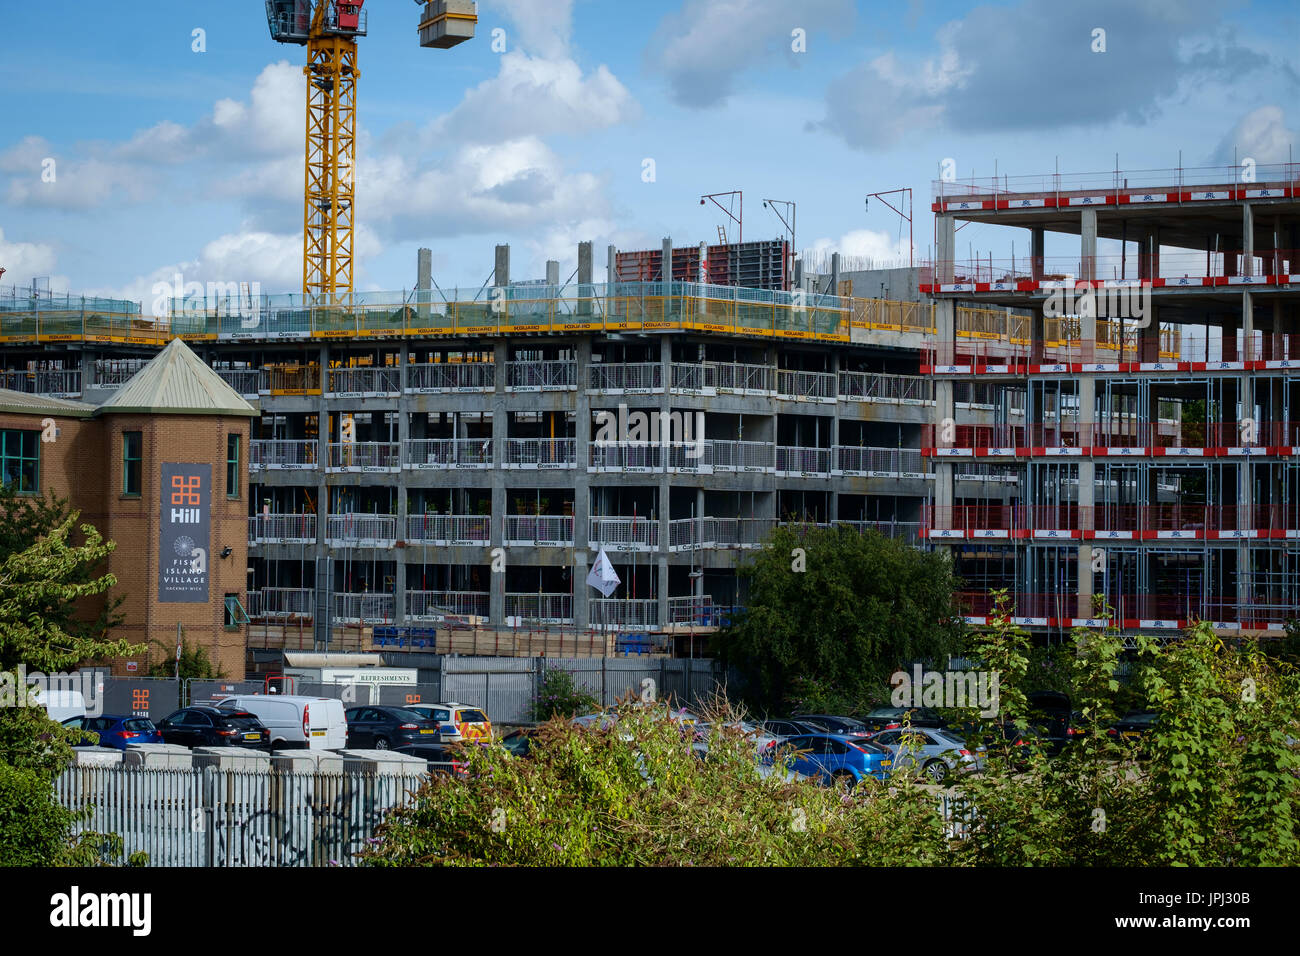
[250,440,318,470]
[668,595,718,625]
[326,366,401,396]
[214,368,267,396]
[712,440,774,472]
[333,592,395,624]
[246,587,315,620]
[0,368,81,395]
[405,361,495,392]
[504,437,577,468]
[713,361,776,395]
[325,514,398,546]
[505,593,573,624]
[589,598,660,631]
[404,438,493,468]
[776,445,831,475]
[670,363,717,391]
[775,368,837,402]
[327,442,401,471]
[666,441,714,471]
[668,517,777,550]
[834,446,926,476]
[248,513,317,545]
[406,590,489,620]
[588,442,664,471]
[589,516,659,551]
[838,370,933,404]
[589,362,662,392]
[507,359,577,390]
[504,515,574,545]
[405,514,490,544]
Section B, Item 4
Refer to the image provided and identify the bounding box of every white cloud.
[482,0,575,59]
[1212,106,1297,165]
[802,229,914,270]
[647,0,853,108]
[0,228,66,289]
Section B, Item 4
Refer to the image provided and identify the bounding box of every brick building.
[0,338,256,675]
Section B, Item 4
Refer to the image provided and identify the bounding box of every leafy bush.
[529,669,600,722]
[0,763,78,866]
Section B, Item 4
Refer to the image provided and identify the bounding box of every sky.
[0,0,1296,302]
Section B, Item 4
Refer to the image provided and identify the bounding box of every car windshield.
[458,710,488,723]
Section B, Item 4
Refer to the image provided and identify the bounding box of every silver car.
[870,727,978,783]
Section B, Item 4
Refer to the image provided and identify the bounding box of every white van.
[214,695,346,750]
[33,688,87,723]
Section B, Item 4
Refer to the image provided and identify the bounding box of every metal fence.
[405,361,495,392]
[55,765,425,867]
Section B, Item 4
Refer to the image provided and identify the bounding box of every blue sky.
[0,0,1296,301]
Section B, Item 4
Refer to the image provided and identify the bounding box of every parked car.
[691,721,781,761]
[1108,711,1159,745]
[861,707,946,731]
[771,733,893,788]
[393,743,469,777]
[62,714,163,750]
[790,714,872,737]
[870,727,977,783]
[155,707,271,749]
[500,728,539,757]
[343,706,440,750]
[404,702,493,744]
[758,718,826,738]
[213,695,347,750]
[36,688,87,724]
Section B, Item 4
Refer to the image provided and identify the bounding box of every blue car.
[773,733,893,788]
[63,714,164,750]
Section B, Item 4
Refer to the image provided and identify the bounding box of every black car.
[156,707,271,749]
[1108,711,1159,746]
[343,706,440,750]
[393,743,469,776]
[758,718,826,738]
[500,728,539,757]
[861,707,946,732]
[790,714,872,737]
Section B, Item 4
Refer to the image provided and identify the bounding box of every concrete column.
[1076,213,1098,618]
[1030,226,1045,281]
[494,244,510,288]
[606,244,617,325]
[395,341,411,625]
[490,339,508,626]
[934,299,955,523]
[417,248,432,321]
[936,215,955,283]
[545,259,559,290]
[577,241,593,318]
[662,237,673,284]
[1080,209,1098,283]
[314,341,332,650]
[830,252,841,298]
[574,336,593,630]
[657,334,672,631]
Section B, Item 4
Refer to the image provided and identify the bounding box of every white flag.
[586,548,621,597]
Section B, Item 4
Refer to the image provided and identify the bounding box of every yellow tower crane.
[265,1,477,301]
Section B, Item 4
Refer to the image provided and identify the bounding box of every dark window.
[824,739,849,755]
[226,433,241,499]
[124,719,155,732]
[0,429,39,493]
[458,709,487,723]
[181,711,212,727]
[122,431,142,496]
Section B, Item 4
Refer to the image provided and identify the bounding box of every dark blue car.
[774,733,893,788]
[63,714,164,750]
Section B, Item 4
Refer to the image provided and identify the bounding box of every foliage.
[364,699,954,867]
[715,525,966,714]
[529,669,599,722]
[146,639,226,680]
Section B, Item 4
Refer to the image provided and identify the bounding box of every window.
[122,431,142,496]
[0,429,39,493]
[226,433,241,499]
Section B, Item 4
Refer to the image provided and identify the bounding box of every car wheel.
[373,736,390,751]
[831,770,856,792]
[923,759,948,784]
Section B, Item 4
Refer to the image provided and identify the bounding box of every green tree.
[145,638,226,681]
[715,525,966,714]
[529,669,599,722]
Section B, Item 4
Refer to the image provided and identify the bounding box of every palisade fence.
[55,765,425,867]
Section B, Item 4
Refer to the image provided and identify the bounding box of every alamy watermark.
[593,403,706,459]
[1043,278,1152,329]
[890,665,1000,717]
[151,273,262,328]
[0,665,103,716]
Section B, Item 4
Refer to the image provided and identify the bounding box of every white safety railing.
[504,514,574,546]
[405,361,495,392]
[0,368,82,395]
[589,516,659,551]
[327,442,401,471]
[670,363,717,392]
[405,514,490,544]
[713,362,775,395]
[325,513,398,546]
[834,446,927,476]
[668,595,715,625]
[776,446,831,475]
[247,587,315,620]
[838,371,933,404]
[248,513,317,545]
[588,362,663,392]
[590,598,660,631]
[404,438,493,468]
[505,437,577,469]
[668,517,776,551]
[505,593,573,624]
[250,440,318,471]
[506,359,577,391]
[835,519,923,542]
[666,441,713,472]
[776,368,837,402]
[333,592,395,624]
[406,590,489,620]
[214,368,266,397]
[92,360,150,387]
[588,442,664,471]
[712,440,774,472]
[326,366,401,396]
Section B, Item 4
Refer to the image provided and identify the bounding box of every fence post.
[202,765,216,868]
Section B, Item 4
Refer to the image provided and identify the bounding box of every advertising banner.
[158,463,211,603]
